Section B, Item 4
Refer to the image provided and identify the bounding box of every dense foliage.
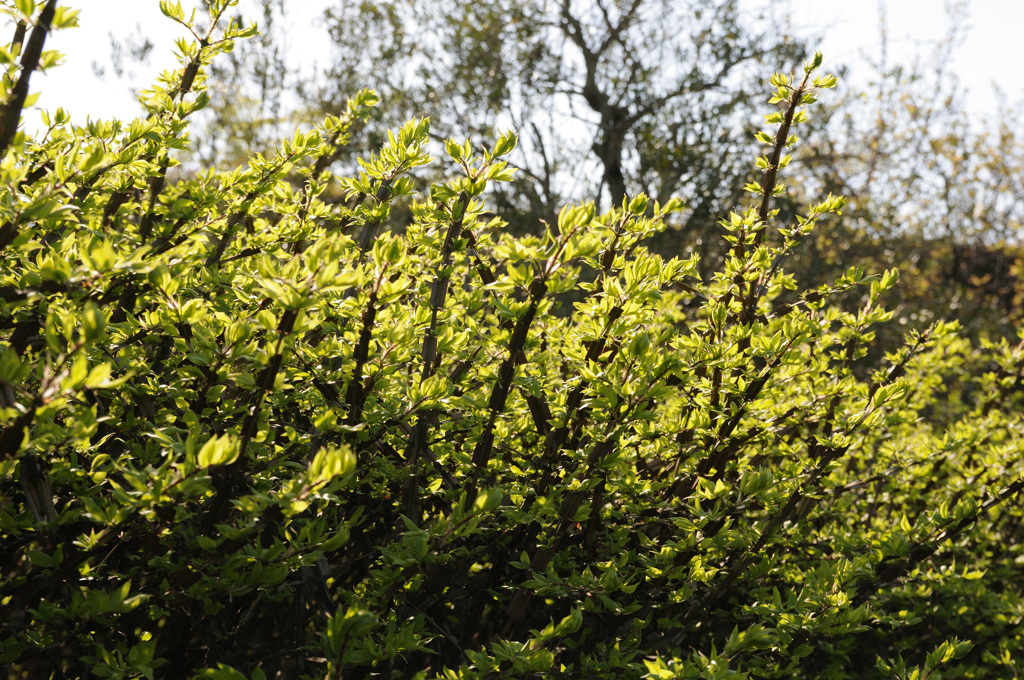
[192,0,1024,347]
[2,2,1023,679]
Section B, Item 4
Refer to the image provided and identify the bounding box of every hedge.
[1,3,1023,679]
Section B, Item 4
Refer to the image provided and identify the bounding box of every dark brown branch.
[0,0,57,157]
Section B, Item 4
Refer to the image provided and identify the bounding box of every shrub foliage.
[2,3,1023,679]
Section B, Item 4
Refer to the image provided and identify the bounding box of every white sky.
[788,0,1024,109]
[24,0,1024,131]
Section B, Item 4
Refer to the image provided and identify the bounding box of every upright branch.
[753,70,811,239]
[467,202,589,493]
[0,0,57,157]
[736,54,837,320]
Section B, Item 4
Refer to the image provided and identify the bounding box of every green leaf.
[552,608,583,637]
[194,665,248,680]
[445,138,464,162]
[25,549,55,568]
[51,7,81,30]
[308,445,356,485]
[471,487,503,515]
[81,302,106,345]
[0,348,25,383]
[14,0,35,19]
[197,434,240,468]
[158,0,185,22]
[492,130,518,158]
[84,362,112,388]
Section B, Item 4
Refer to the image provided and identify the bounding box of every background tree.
[784,6,1024,348]
[200,0,805,239]
[197,0,291,165]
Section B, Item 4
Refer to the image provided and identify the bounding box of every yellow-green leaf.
[197,433,240,468]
